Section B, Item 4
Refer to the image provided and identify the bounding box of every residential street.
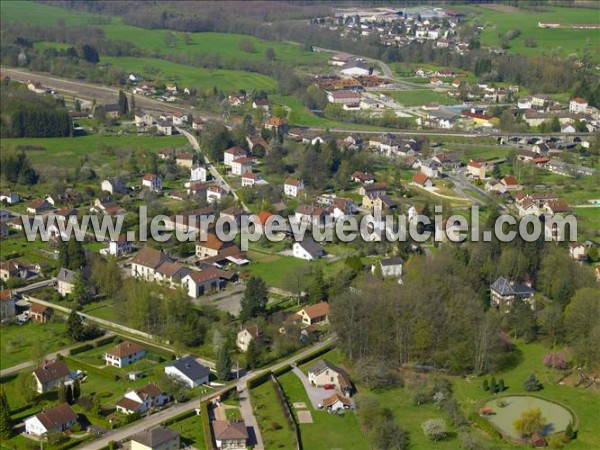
[84,337,335,449]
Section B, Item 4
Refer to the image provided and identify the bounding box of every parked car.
[323,384,335,390]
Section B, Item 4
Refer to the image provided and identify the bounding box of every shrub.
[497,379,505,392]
[523,374,543,391]
[482,379,489,391]
[271,421,282,430]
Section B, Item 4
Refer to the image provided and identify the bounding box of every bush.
[543,352,568,370]
[482,379,489,391]
[69,343,93,355]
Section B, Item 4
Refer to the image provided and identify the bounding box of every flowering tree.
[421,418,448,441]
[543,352,568,370]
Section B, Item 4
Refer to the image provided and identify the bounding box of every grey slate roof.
[166,356,210,381]
[491,277,535,297]
[131,426,180,447]
[57,267,76,284]
[298,238,326,259]
[380,257,403,267]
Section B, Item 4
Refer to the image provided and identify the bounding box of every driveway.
[237,386,265,450]
[291,366,330,409]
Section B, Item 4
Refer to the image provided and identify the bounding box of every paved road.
[0,331,114,378]
[176,127,250,212]
[291,366,330,410]
[84,337,335,449]
[237,386,265,450]
[13,279,55,293]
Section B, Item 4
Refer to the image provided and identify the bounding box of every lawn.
[0,235,57,266]
[166,413,208,450]
[250,380,297,449]
[102,56,278,93]
[383,89,460,107]
[245,250,308,289]
[277,371,369,450]
[458,4,600,60]
[0,321,69,370]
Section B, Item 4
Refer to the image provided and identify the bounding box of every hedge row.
[161,408,197,427]
[93,334,116,347]
[63,356,116,381]
[272,365,292,377]
[200,401,216,450]
[246,371,271,389]
[294,342,336,367]
[69,343,93,356]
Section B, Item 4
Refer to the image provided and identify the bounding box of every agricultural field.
[458,4,600,59]
[0,134,188,171]
[101,56,278,93]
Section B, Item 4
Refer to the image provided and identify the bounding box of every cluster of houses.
[315,7,470,55]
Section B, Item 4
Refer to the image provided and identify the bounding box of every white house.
[284,178,304,198]
[25,403,78,437]
[156,120,173,136]
[569,97,588,114]
[182,269,222,298]
[100,235,134,256]
[569,243,587,261]
[165,356,210,388]
[131,247,172,281]
[231,157,254,176]
[101,178,127,195]
[104,341,147,368]
[241,172,267,187]
[0,191,19,204]
[224,147,247,166]
[372,257,403,278]
[116,383,170,415]
[190,165,208,182]
[292,238,326,261]
[322,393,352,412]
[142,173,162,192]
[172,112,188,126]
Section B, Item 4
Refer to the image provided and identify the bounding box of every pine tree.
[498,379,505,393]
[245,339,259,369]
[490,376,497,394]
[239,276,268,323]
[72,379,81,401]
[482,379,489,391]
[71,272,88,305]
[67,308,86,342]
[0,389,12,439]
[216,344,231,380]
[118,90,129,116]
[65,384,74,404]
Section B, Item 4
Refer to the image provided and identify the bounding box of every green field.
[458,4,600,59]
[245,250,308,289]
[251,380,297,448]
[167,414,208,450]
[0,321,69,370]
[382,89,460,107]
[0,134,188,170]
[277,371,369,450]
[2,1,327,67]
[102,56,277,92]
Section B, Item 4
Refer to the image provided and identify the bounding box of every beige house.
[32,360,70,393]
[236,325,261,352]
[296,302,329,326]
[130,427,180,450]
[307,360,353,396]
[212,420,248,450]
[56,267,76,296]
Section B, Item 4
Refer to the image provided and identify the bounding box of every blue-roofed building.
[490,276,535,309]
[164,356,210,388]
